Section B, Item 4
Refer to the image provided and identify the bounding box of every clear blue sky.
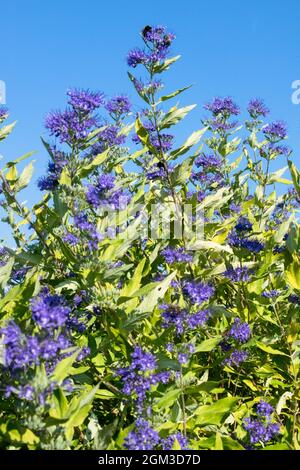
[1,0,300,244]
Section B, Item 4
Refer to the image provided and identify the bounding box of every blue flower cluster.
[124,419,160,450]
[124,418,188,450]
[86,174,129,210]
[161,247,193,264]
[66,88,105,113]
[127,25,175,69]
[223,349,249,367]
[1,289,90,403]
[262,290,279,299]
[247,98,269,119]
[0,106,8,121]
[31,291,71,330]
[228,318,251,344]
[204,97,240,117]
[260,142,290,158]
[228,232,265,253]
[0,246,8,267]
[160,303,210,335]
[105,95,131,118]
[228,217,264,253]
[204,97,240,133]
[243,401,280,444]
[221,318,251,367]
[182,281,215,305]
[132,119,174,153]
[68,212,103,251]
[223,266,251,282]
[263,121,287,142]
[45,107,98,143]
[235,216,253,232]
[195,153,222,169]
[116,346,170,414]
[38,149,68,191]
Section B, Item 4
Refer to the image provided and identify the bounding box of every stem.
[148,72,185,244]
[179,365,187,438]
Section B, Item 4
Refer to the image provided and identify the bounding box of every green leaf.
[171,157,193,186]
[214,432,223,450]
[0,121,16,141]
[137,271,177,313]
[95,389,116,400]
[4,151,36,169]
[59,167,72,186]
[53,192,68,218]
[158,85,192,103]
[268,166,291,185]
[5,165,18,181]
[256,341,288,356]
[15,161,35,191]
[286,225,299,254]
[194,397,240,426]
[160,105,196,130]
[51,388,69,419]
[51,350,78,383]
[288,159,300,197]
[127,72,150,104]
[171,128,207,158]
[153,55,181,74]
[285,258,300,291]
[120,258,146,297]
[195,337,221,352]
[135,118,157,153]
[221,436,245,450]
[263,443,290,450]
[79,148,110,178]
[20,429,39,445]
[155,389,181,410]
[0,257,14,288]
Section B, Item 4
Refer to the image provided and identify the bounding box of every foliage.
[0,25,299,450]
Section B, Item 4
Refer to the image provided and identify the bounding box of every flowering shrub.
[0,25,300,451]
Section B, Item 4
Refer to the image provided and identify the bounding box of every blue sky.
[1,0,300,244]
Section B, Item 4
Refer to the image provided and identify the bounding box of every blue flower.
[183,281,214,305]
[228,230,264,253]
[235,216,252,232]
[256,400,274,418]
[263,121,287,141]
[31,291,71,330]
[161,247,193,264]
[45,108,98,143]
[161,433,189,450]
[227,318,251,344]
[195,153,222,168]
[105,95,131,116]
[127,48,149,68]
[262,290,279,299]
[67,88,105,113]
[124,419,160,450]
[243,417,279,444]
[223,266,250,282]
[223,350,248,367]
[204,97,240,117]
[0,106,9,120]
[247,98,269,118]
[116,347,170,414]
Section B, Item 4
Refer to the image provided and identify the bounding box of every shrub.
[0,25,299,450]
